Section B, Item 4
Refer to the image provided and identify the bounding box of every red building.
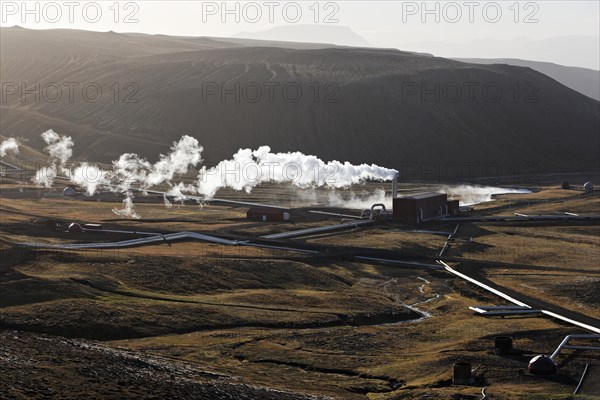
[247,207,290,222]
[393,192,448,223]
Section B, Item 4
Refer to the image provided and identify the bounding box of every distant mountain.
[454,58,600,101]
[233,25,371,47]
[402,35,600,70]
[454,58,600,100]
[1,27,598,178]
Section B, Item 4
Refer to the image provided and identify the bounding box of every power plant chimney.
[392,173,399,199]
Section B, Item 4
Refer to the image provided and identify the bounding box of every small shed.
[247,207,290,222]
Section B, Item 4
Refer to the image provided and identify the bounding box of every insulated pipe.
[550,334,600,360]
[370,203,386,220]
[438,260,600,334]
[439,261,529,307]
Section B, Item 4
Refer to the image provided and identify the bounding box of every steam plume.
[108,135,203,193]
[198,146,398,199]
[41,129,73,164]
[32,131,402,217]
[0,138,19,157]
[436,184,531,205]
[112,192,140,219]
[33,130,74,187]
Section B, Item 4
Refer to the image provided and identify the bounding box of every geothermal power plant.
[1,13,599,399]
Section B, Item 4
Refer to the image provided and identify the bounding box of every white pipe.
[439,224,461,257]
[392,173,399,199]
[562,345,600,350]
[471,309,543,316]
[438,260,600,334]
[261,220,375,240]
[550,334,600,360]
[541,311,600,334]
[439,261,528,306]
[471,306,530,311]
[441,262,530,307]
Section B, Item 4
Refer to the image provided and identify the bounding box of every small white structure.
[583,182,594,191]
[62,187,76,196]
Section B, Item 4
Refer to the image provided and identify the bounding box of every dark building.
[247,207,290,222]
[447,199,461,216]
[393,192,448,223]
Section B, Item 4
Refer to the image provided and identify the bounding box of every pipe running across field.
[550,334,600,360]
[438,261,600,334]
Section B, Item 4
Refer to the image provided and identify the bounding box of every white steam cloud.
[197,146,398,198]
[41,129,73,164]
[109,135,203,193]
[71,163,111,196]
[32,131,400,218]
[33,129,74,187]
[0,138,19,157]
[112,192,140,219]
[326,188,389,209]
[75,135,203,217]
[291,184,532,209]
[436,184,531,205]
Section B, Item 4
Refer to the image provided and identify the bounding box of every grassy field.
[1,180,599,399]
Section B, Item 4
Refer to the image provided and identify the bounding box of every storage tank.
[528,355,557,375]
[68,223,83,233]
[452,362,474,385]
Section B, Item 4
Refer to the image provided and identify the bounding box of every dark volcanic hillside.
[454,57,600,101]
[1,27,598,178]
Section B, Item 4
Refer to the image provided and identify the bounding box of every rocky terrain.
[0,330,328,400]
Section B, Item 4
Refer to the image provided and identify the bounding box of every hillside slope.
[1,27,598,178]
[454,57,600,101]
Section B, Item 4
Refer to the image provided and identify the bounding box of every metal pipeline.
[550,334,600,360]
[438,260,600,334]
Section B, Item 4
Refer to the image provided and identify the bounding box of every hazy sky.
[2,1,599,68]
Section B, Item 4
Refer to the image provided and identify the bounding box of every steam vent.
[528,355,557,375]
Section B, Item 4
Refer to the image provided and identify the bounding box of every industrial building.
[247,207,291,222]
[447,199,461,216]
[393,192,449,223]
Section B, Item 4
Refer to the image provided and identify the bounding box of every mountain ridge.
[1,27,598,179]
